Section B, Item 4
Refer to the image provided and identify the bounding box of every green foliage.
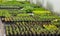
[43,24,58,34]
[0,1,22,6]
[17,14,30,16]
[0,10,11,17]
[0,1,60,36]
[33,10,51,15]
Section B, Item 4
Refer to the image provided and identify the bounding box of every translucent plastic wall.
[48,0,60,15]
[29,0,37,4]
[45,0,60,15]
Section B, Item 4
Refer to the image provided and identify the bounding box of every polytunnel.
[0,0,60,36]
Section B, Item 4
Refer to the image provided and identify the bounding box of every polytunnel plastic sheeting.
[36,0,43,5]
[42,0,48,9]
[35,0,42,6]
[30,0,48,8]
[37,0,43,5]
[30,0,37,4]
[36,0,52,9]
[46,0,54,11]
[26,0,30,1]
[47,0,60,15]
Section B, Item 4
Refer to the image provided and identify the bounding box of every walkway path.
[0,18,6,36]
